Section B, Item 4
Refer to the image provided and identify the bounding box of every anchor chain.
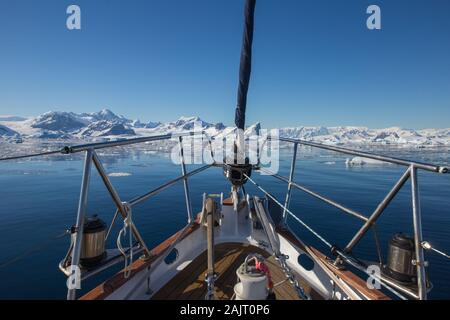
[205,273,217,300]
[275,254,310,300]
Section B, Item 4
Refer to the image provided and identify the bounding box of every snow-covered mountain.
[31,111,88,132]
[173,116,213,130]
[133,116,225,138]
[144,121,162,129]
[0,110,225,141]
[130,120,146,128]
[0,124,20,137]
[80,109,128,123]
[278,126,450,146]
[1,109,449,147]
[79,120,136,137]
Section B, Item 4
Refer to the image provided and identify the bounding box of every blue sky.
[0,0,449,128]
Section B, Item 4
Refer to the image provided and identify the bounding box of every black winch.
[71,215,107,268]
[382,233,417,285]
[224,158,252,186]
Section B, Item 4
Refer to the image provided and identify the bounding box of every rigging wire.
[372,224,384,265]
[334,249,408,300]
[0,231,69,270]
[0,149,62,161]
[244,173,333,248]
[244,173,412,300]
[422,241,450,260]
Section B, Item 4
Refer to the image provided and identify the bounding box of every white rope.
[117,204,134,279]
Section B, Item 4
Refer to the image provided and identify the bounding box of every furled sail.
[234,0,256,130]
[226,0,256,182]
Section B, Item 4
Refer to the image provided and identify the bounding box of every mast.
[233,0,256,165]
[235,0,256,131]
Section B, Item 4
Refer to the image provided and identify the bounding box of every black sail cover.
[235,0,256,130]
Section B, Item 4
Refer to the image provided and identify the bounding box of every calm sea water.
[0,146,449,299]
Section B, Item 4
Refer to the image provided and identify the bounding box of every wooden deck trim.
[80,223,200,300]
[151,243,304,300]
[276,227,390,300]
[222,197,234,206]
[308,246,390,300]
[152,245,248,300]
[81,224,386,300]
[184,246,244,300]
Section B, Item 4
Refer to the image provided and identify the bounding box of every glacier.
[1,109,450,149]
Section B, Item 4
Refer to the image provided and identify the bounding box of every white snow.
[108,172,132,177]
[1,109,450,148]
[345,157,386,167]
[78,120,135,137]
[0,124,20,137]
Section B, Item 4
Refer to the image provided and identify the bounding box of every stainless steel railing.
[62,131,215,300]
[253,136,449,300]
[48,132,450,300]
[3,130,447,300]
[275,137,448,173]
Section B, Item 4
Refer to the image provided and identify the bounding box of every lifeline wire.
[245,173,411,300]
[0,150,62,161]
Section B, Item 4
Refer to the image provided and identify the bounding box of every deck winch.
[224,159,252,186]
[70,215,107,268]
[234,254,271,300]
[383,233,417,285]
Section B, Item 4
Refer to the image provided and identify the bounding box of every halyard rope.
[117,204,134,279]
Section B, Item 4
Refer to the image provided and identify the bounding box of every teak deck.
[152,242,321,300]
